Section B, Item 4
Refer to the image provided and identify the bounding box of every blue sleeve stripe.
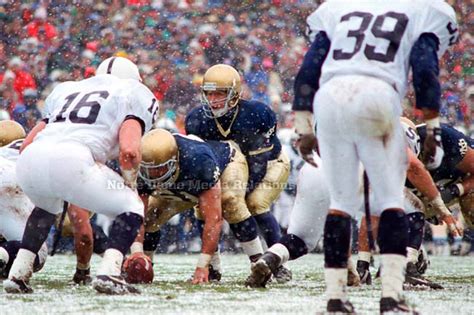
[410,33,441,111]
[293,31,331,112]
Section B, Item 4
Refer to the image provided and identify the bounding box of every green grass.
[1,254,473,314]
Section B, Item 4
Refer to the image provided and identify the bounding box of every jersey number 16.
[52,90,109,124]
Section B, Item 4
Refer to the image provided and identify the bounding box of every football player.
[246,119,459,289]
[136,129,266,283]
[0,121,47,279]
[3,56,158,294]
[293,1,458,312]
[418,123,474,229]
[185,64,291,281]
[357,119,462,289]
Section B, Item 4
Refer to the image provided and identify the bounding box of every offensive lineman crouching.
[136,129,266,283]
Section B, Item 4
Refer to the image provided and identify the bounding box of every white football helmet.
[400,117,421,157]
[96,56,142,81]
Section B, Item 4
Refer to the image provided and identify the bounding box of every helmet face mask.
[139,129,179,187]
[200,64,241,118]
[138,158,177,187]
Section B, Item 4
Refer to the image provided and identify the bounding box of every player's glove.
[428,194,463,237]
[422,118,444,170]
[296,133,319,168]
[439,184,463,204]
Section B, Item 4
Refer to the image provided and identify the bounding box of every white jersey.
[0,139,22,162]
[39,75,159,163]
[307,0,458,100]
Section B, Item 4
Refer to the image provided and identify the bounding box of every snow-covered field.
[0,254,472,314]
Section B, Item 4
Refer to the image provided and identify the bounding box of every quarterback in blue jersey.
[185,64,291,282]
[136,129,269,284]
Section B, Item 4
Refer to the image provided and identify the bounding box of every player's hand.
[422,127,444,170]
[72,268,92,285]
[191,267,209,284]
[439,184,461,204]
[296,133,319,168]
[440,214,463,237]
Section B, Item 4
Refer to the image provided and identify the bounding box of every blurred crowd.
[0,1,470,135]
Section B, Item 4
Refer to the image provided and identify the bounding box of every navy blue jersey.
[138,134,232,202]
[417,123,473,182]
[185,99,281,190]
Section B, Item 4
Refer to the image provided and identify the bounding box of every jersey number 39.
[334,11,408,63]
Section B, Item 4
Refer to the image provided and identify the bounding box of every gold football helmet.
[0,120,26,147]
[139,129,179,186]
[201,64,242,118]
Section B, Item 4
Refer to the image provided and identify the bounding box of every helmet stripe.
[106,57,116,74]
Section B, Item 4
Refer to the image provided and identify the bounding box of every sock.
[378,209,408,255]
[268,243,290,266]
[278,233,308,261]
[130,242,144,254]
[358,251,372,264]
[381,254,405,299]
[22,207,57,254]
[406,247,419,263]
[324,214,351,268]
[325,268,348,300]
[8,248,36,281]
[230,217,259,242]
[254,212,281,247]
[407,212,425,251]
[92,222,109,255]
[108,212,143,255]
[97,248,124,276]
[240,238,264,261]
[77,262,90,270]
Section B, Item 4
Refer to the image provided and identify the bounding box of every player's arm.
[406,148,461,236]
[119,117,144,189]
[193,180,223,284]
[292,31,330,166]
[20,120,46,152]
[410,34,444,169]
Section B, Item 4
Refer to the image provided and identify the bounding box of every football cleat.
[405,262,443,290]
[327,299,355,314]
[380,297,419,314]
[245,252,280,288]
[208,265,222,282]
[415,247,429,275]
[3,277,33,294]
[73,268,92,285]
[273,265,292,284]
[92,275,141,295]
[356,260,372,285]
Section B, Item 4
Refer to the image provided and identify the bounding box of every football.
[122,253,154,284]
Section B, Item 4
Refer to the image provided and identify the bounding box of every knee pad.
[378,209,408,255]
[279,233,308,261]
[324,214,351,268]
[407,212,425,250]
